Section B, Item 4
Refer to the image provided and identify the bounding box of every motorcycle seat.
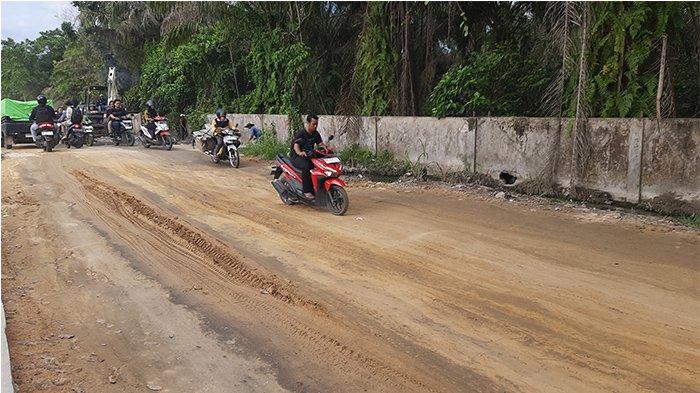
[277,154,303,175]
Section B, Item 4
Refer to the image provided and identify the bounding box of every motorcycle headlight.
[324,170,333,177]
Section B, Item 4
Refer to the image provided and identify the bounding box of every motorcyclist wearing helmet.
[209,108,231,161]
[143,100,158,137]
[29,95,57,146]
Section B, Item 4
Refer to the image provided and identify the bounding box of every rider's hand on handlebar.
[299,151,308,157]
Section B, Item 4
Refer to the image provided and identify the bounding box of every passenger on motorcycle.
[106,99,128,140]
[209,108,232,162]
[142,100,158,137]
[291,114,326,199]
[29,95,57,147]
[61,99,82,141]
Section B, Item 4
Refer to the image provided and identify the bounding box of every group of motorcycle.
[36,113,178,152]
[39,113,349,216]
[192,124,347,215]
[34,121,94,152]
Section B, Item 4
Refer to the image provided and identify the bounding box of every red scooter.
[271,135,349,215]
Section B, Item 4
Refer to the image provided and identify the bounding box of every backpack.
[34,106,55,123]
[70,107,83,124]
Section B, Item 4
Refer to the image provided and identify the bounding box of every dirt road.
[1,144,698,392]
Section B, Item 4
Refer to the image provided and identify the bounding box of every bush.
[338,144,407,176]
[429,43,553,117]
[240,132,288,160]
[339,144,374,167]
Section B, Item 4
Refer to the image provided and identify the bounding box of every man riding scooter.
[29,95,57,147]
[106,99,128,144]
[209,108,232,163]
[291,114,326,199]
[143,100,158,139]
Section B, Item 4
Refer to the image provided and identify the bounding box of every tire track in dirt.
[72,169,446,393]
[100,161,698,392]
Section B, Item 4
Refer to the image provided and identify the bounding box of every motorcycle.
[62,123,85,148]
[110,116,135,146]
[37,122,58,152]
[192,124,241,168]
[270,135,349,215]
[140,115,174,150]
[82,118,95,146]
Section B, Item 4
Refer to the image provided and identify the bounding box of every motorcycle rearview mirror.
[328,134,334,141]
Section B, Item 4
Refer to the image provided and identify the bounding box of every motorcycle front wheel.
[327,185,349,215]
[125,131,135,146]
[164,136,174,151]
[228,149,240,168]
[84,134,94,146]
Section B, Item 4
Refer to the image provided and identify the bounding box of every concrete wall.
[198,114,700,214]
[640,118,700,213]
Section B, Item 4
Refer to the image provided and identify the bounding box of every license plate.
[324,157,340,164]
[41,131,53,136]
[25,133,32,138]
[223,136,238,143]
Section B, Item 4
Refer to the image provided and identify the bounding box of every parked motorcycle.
[37,122,58,152]
[62,123,85,148]
[194,125,241,167]
[270,135,348,215]
[140,115,173,150]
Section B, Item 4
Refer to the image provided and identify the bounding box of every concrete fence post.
[374,116,379,156]
[626,119,645,204]
[473,116,478,173]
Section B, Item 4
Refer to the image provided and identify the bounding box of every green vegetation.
[240,132,288,160]
[338,144,409,176]
[1,2,697,119]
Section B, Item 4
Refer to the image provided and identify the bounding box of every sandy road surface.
[1,144,698,392]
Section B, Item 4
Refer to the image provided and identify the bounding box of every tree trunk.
[656,34,668,121]
[569,4,589,193]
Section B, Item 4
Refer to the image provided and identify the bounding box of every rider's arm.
[315,132,326,149]
[29,108,36,122]
[293,142,306,157]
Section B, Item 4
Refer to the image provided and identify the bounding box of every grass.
[240,132,288,160]
[338,144,409,177]
[678,214,700,228]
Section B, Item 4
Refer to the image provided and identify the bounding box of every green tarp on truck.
[1,98,55,122]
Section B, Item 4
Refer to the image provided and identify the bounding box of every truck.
[0,98,55,149]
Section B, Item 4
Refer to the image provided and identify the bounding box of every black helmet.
[146,99,154,108]
[68,98,78,107]
[37,95,47,105]
[215,108,227,117]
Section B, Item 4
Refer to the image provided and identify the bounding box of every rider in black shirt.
[106,99,128,140]
[291,114,326,199]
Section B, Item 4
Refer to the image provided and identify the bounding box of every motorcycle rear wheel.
[277,179,295,205]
